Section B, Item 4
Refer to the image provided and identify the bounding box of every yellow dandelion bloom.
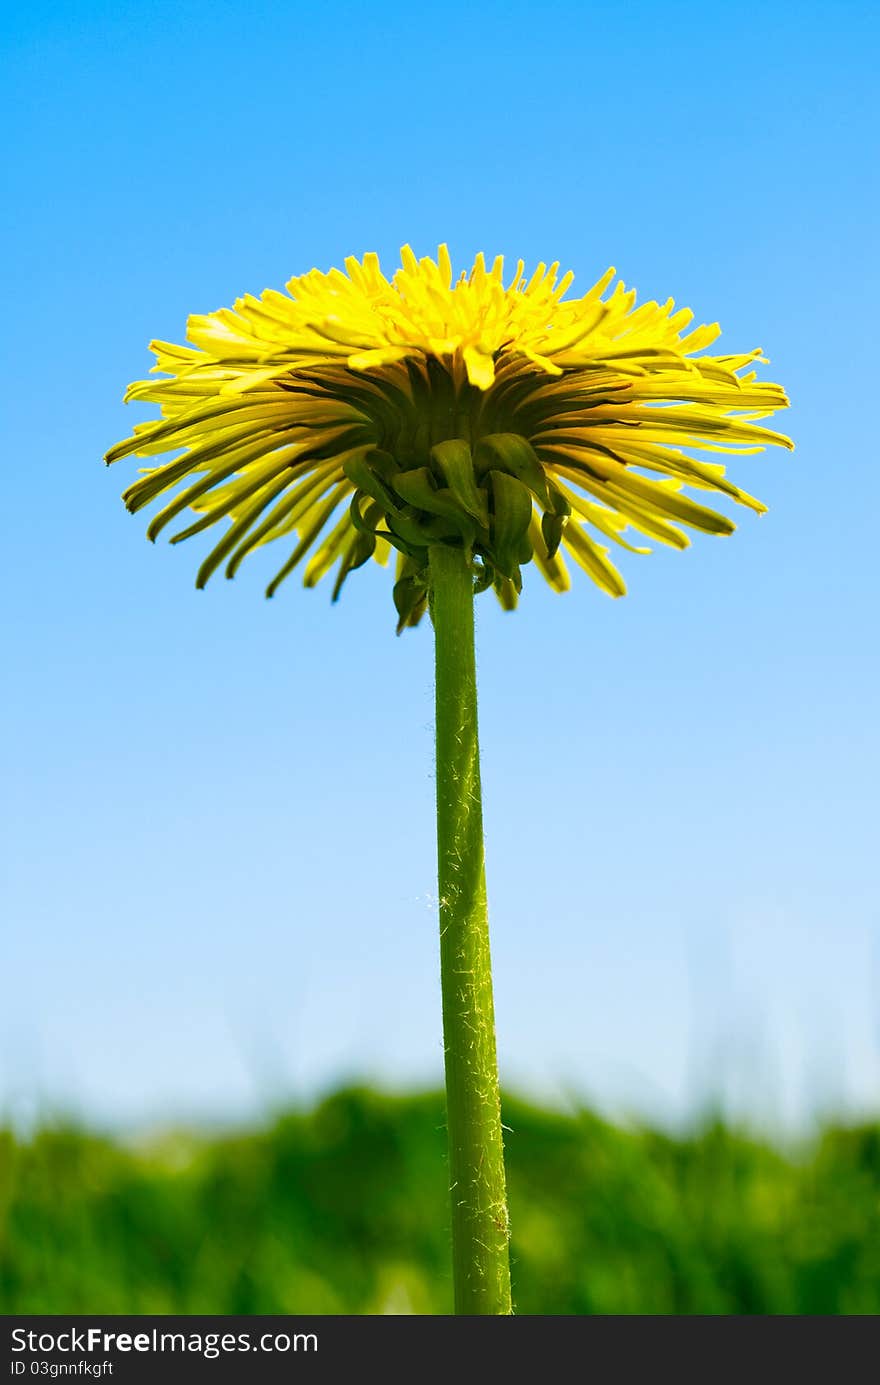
[106,245,792,630]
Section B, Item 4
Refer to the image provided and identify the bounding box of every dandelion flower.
[106,246,792,631]
[105,246,792,1315]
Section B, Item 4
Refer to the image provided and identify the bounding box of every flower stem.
[429,542,512,1316]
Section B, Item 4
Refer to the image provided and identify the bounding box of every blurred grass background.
[2,1086,879,1314]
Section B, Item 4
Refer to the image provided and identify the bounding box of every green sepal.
[541,474,573,556]
[392,467,478,545]
[493,573,520,610]
[385,532,428,561]
[430,439,489,526]
[472,558,494,595]
[349,493,384,538]
[332,530,376,602]
[350,492,424,560]
[342,449,400,513]
[546,477,572,518]
[474,433,550,506]
[389,506,460,548]
[488,470,534,579]
[364,447,400,486]
[541,510,567,559]
[393,574,428,635]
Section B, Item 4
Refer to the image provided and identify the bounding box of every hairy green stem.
[429,543,512,1316]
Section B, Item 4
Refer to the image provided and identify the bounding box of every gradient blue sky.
[3,0,878,1131]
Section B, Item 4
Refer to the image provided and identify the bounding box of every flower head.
[106,245,792,630]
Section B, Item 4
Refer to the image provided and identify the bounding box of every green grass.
[2,1087,879,1314]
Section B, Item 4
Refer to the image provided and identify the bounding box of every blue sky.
[2,0,878,1131]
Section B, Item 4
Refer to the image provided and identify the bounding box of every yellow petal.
[463,345,496,390]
